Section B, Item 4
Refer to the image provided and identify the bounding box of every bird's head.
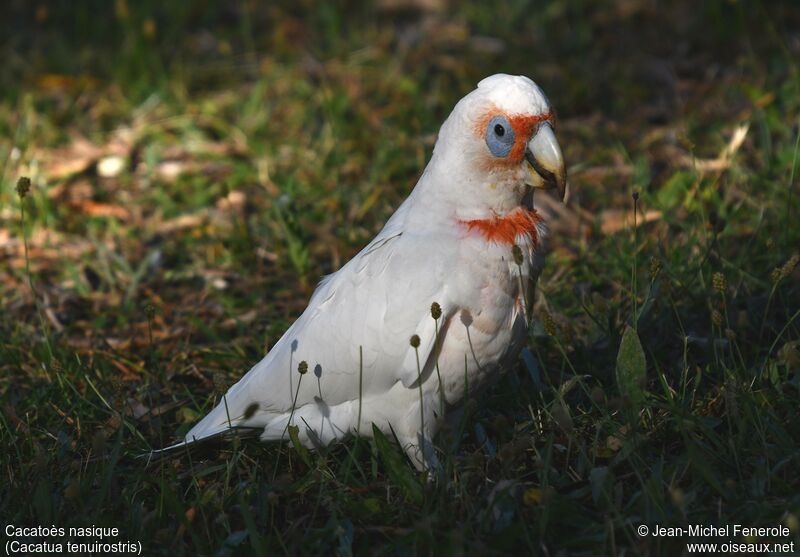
[424,74,566,218]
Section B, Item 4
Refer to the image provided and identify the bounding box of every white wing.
[182,198,457,444]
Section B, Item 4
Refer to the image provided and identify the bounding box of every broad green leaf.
[371,424,423,504]
[616,326,647,409]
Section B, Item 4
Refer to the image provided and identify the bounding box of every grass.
[1,0,799,555]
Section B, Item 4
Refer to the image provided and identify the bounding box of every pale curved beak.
[524,122,567,201]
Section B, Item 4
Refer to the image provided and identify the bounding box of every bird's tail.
[143,387,264,461]
[144,347,289,461]
[142,426,261,463]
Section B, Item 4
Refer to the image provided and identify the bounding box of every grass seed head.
[780,254,799,279]
[512,244,524,266]
[541,310,557,337]
[212,371,227,395]
[16,176,31,199]
[712,272,727,293]
[711,309,723,327]
[430,301,442,320]
[409,334,420,348]
[109,375,125,411]
[649,257,662,280]
[298,360,308,375]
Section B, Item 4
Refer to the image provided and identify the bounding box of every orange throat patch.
[459,207,543,247]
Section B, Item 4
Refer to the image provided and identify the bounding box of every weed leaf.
[371,424,423,504]
[616,326,647,409]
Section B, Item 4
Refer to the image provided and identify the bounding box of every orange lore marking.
[473,107,554,167]
[459,207,543,247]
[506,111,553,163]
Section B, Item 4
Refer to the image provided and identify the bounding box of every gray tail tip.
[139,427,263,464]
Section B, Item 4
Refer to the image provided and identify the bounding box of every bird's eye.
[485,115,515,157]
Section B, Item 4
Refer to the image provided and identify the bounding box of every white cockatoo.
[163,74,566,469]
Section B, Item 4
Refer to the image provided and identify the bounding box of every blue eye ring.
[485,115,515,157]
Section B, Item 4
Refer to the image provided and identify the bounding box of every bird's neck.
[407,151,537,245]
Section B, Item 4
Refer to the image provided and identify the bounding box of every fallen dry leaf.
[73,200,130,220]
[679,124,749,173]
[600,208,662,234]
[39,137,102,180]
